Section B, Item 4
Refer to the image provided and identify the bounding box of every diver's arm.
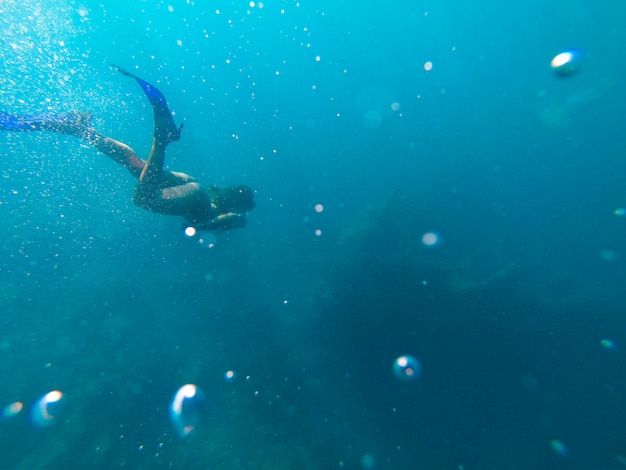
[139,137,166,183]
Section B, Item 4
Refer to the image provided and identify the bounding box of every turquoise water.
[1,1,626,468]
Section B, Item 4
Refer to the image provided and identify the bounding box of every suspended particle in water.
[198,232,218,249]
[550,49,582,77]
[169,384,207,437]
[521,374,541,392]
[361,453,376,469]
[599,249,618,262]
[393,355,422,382]
[421,231,441,247]
[600,339,617,350]
[2,401,23,419]
[30,390,65,427]
[362,110,383,129]
[224,370,236,382]
[550,439,569,457]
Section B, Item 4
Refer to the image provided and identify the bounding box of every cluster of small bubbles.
[2,389,77,429]
[393,355,422,382]
[0,0,95,111]
[169,384,206,438]
[198,238,216,249]
[194,232,217,249]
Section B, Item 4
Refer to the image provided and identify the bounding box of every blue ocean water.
[1,0,625,468]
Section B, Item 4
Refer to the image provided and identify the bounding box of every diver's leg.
[111,64,183,145]
[93,137,145,179]
[112,64,183,181]
[0,110,146,179]
[139,137,166,183]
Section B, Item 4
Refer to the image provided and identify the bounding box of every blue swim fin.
[111,64,183,145]
[0,110,93,137]
[0,111,36,131]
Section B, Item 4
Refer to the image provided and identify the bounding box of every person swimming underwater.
[0,64,255,231]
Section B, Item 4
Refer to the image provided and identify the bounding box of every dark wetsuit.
[0,65,254,231]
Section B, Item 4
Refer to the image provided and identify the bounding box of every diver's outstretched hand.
[190,213,248,232]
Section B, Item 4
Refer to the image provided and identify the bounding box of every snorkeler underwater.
[0,65,255,233]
